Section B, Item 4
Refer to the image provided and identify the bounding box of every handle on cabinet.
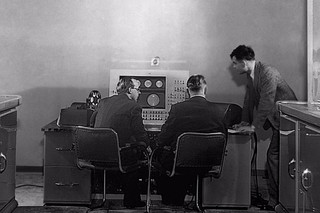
[301,168,313,190]
[0,152,7,173]
[288,158,296,179]
[55,182,80,187]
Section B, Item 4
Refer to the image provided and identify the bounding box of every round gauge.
[144,80,152,88]
[147,94,160,107]
[156,80,163,88]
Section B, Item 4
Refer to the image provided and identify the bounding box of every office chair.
[73,126,148,210]
[146,132,227,212]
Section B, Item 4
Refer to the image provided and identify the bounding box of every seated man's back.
[91,93,148,147]
[158,96,227,149]
[156,74,227,206]
[90,77,149,209]
[158,75,227,149]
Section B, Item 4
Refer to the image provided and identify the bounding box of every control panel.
[109,69,189,130]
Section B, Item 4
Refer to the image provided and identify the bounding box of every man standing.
[230,45,297,210]
[156,74,227,206]
[90,77,149,209]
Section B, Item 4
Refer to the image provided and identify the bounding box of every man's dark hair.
[116,77,135,94]
[187,74,206,92]
[230,45,255,61]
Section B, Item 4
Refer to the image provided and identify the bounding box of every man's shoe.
[124,201,146,209]
[90,199,104,209]
[260,204,275,211]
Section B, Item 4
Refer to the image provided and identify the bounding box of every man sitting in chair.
[90,77,149,209]
[155,74,227,206]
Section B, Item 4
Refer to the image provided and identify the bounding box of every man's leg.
[266,127,280,208]
[122,170,145,208]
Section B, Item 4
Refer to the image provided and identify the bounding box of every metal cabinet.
[0,95,21,213]
[277,102,320,213]
[42,121,91,205]
[298,123,320,213]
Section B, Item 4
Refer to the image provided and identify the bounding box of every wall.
[0,0,307,168]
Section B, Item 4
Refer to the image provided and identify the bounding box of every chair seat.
[146,132,227,212]
[74,126,150,211]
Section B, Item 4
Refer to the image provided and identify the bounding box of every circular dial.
[144,80,152,88]
[147,94,160,107]
[156,80,163,88]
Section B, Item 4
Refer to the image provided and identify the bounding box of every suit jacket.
[242,61,297,130]
[90,93,149,147]
[158,96,227,149]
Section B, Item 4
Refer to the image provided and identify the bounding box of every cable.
[16,184,43,188]
[250,132,268,209]
[251,132,259,198]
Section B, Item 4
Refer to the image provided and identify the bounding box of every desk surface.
[278,101,320,127]
[42,119,253,135]
[41,120,76,132]
[0,95,21,112]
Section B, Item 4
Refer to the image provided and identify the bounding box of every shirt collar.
[249,60,256,80]
[190,94,206,98]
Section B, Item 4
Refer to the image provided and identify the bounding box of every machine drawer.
[44,131,76,166]
[0,165,15,184]
[0,128,16,149]
[0,182,14,202]
[0,109,17,127]
[44,166,91,204]
[4,148,16,166]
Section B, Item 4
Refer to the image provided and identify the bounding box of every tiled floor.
[15,173,44,207]
[14,172,275,212]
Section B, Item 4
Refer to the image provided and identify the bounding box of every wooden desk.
[41,121,91,205]
[201,132,253,208]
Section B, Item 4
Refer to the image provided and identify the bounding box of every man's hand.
[146,146,152,155]
[236,125,255,133]
[232,121,250,130]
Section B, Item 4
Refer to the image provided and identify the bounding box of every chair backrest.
[74,126,123,171]
[170,132,227,177]
[211,102,242,128]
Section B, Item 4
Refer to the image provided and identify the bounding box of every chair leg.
[195,175,203,212]
[90,170,109,210]
[103,170,107,202]
[146,158,152,213]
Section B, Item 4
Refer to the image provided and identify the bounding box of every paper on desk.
[228,128,254,134]
[228,129,241,134]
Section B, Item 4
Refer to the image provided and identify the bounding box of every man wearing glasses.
[90,77,149,209]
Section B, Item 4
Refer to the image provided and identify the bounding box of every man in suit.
[230,45,297,210]
[155,74,227,206]
[90,77,149,209]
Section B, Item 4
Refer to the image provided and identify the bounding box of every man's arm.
[131,105,150,147]
[252,68,278,129]
[241,77,254,125]
[157,105,177,147]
